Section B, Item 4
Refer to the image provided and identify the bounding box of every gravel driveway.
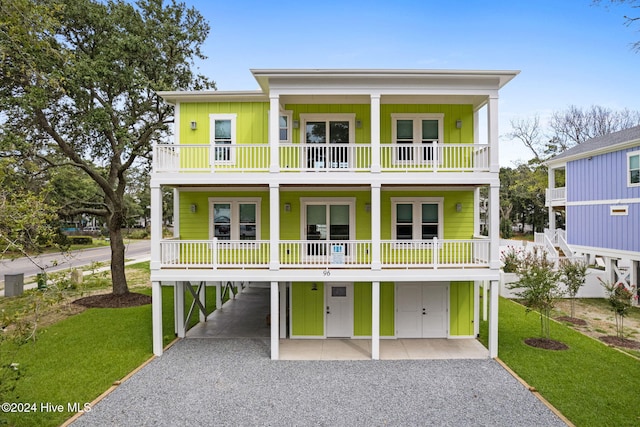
[72,338,566,426]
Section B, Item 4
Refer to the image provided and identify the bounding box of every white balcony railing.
[152,143,490,173]
[159,238,490,269]
[545,187,566,206]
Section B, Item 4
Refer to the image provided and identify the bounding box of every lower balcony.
[158,238,491,270]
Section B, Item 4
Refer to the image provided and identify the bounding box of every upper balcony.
[545,187,566,207]
[152,142,491,174]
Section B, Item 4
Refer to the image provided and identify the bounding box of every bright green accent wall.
[179,102,269,144]
[285,104,372,144]
[279,190,372,240]
[380,190,475,240]
[178,190,270,240]
[291,282,324,336]
[449,281,474,336]
[353,282,394,336]
[380,104,474,143]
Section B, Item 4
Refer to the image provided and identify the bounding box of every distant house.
[149,68,519,359]
[546,125,640,297]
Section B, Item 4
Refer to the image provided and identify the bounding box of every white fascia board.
[545,140,640,167]
[157,90,267,104]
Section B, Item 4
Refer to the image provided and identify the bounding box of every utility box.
[4,274,24,297]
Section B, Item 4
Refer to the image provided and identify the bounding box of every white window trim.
[268,110,293,143]
[299,113,356,145]
[391,113,444,165]
[209,113,237,164]
[628,150,640,187]
[391,197,444,241]
[208,197,261,240]
[300,198,356,241]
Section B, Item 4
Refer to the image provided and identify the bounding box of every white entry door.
[396,282,448,338]
[326,283,353,337]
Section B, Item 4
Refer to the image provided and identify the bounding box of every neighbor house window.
[391,198,443,240]
[209,114,236,162]
[629,151,640,186]
[209,198,260,240]
[391,114,444,163]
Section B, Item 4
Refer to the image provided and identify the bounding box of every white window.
[209,198,260,240]
[209,114,236,163]
[301,198,355,256]
[391,114,444,163]
[300,114,355,169]
[628,151,640,187]
[280,111,292,143]
[391,198,443,240]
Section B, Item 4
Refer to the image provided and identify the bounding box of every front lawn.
[480,297,640,427]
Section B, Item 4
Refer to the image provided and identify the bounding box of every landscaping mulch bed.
[555,316,587,326]
[599,336,640,349]
[73,292,152,308]
[524,338,569,351]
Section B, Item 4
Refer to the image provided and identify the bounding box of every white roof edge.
[157,90,267,103]
[545,139,640,167]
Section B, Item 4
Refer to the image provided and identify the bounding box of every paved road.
[0,240,150,284]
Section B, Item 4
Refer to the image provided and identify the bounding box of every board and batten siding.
[565,146,640,252]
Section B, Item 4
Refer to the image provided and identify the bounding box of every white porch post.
[488,280,499,358]
[487,95,499,173]
[198,281,206,322]
[483,281,488,322]
[372,281,380,360]
[370,94,381,173]
[269,183,280,271]
[270,281,280,360]
[474,281,480,337]
[269,95,280,173]
[489,184,500,270]
[548,167,556,233]
[152,281,163,356]
[215,283,222,309]
[371,183,381,270]
[474,187,481,236]
[173,188,180,238]
[176,281,186,338]
[150,185,162,271]
[632,261,640,306]
[279,282,287,338]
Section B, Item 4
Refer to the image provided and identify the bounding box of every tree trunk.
[108,215,129,296]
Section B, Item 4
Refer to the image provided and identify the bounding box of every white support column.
[371,281,380,360]
[270,281,280,360]
[152,281,163,356]
[474,187,481,236]
[482,281,488,322]
[487,95,499,173]
[488,280,499,358]
[489,184,500,270]
[547,167,555,234]
[198,281,206,322]
[269,95,280,173]
[632,261,639,306]
[371,183,381,270]
[279,282,287,338]
[150,185,162,271]
[474,281,480,337]
[176,281,186,338]
[269,183,280,271]
[370,94,381,173]
[216,283,222,309]
[173,188,180,238]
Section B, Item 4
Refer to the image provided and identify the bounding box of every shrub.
[600,279,637,339]
[67,236,92,245]
[500,245,524,273]
[559,258,588,318]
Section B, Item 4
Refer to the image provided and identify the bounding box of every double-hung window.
[209,198,260,241]
[392,114,443,164]
[392,198,443,241]
[210,114,236,163]
[628,151,640,187]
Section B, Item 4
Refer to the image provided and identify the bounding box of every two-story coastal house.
[150,69,519,359]
[546,125,640,298]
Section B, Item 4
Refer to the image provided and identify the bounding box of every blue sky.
[183,0,640,166]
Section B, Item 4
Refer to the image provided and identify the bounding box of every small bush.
[127,229,149,239]
[67,236,93,245]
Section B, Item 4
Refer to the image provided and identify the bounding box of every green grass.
[0,261,218,427]
[480,298,640,427]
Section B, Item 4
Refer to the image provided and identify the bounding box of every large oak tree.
[0,0,214,295]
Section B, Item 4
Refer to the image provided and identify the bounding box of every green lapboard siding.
[380,104,474,144]
[178,190,270,240]
[449,281,474,336]
[279,190,372,240]
[285,104,372,144]
[380,190,475,240]
[353,282,395,336]
[179,102,269,144]
[291,282,324,336]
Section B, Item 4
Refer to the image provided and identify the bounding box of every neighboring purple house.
[546,125,640,294]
